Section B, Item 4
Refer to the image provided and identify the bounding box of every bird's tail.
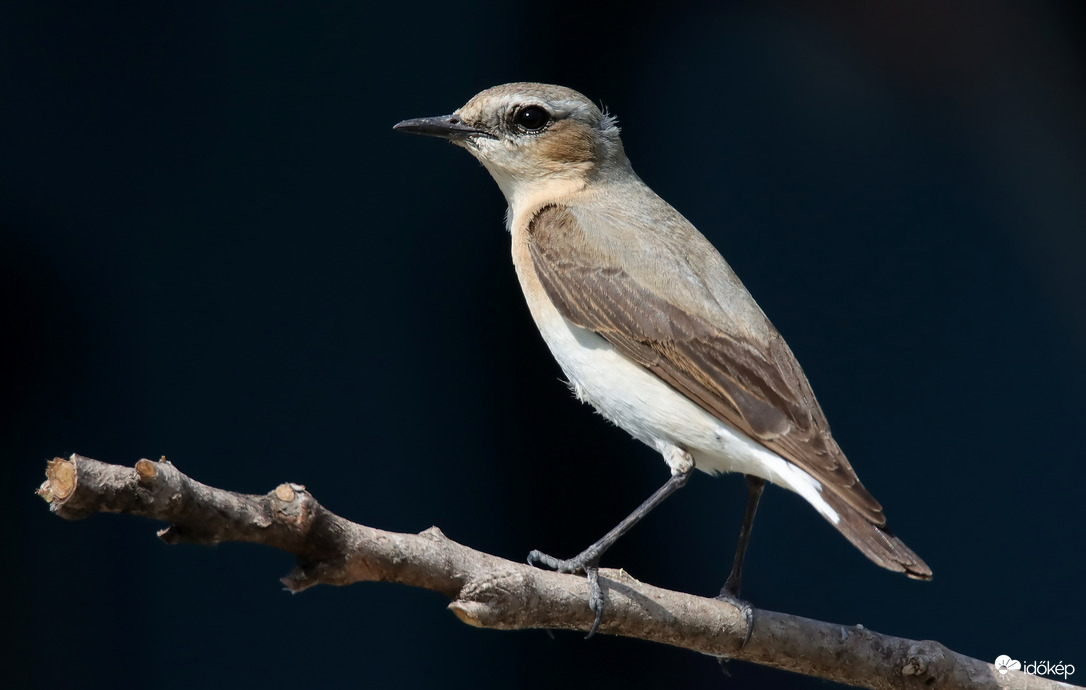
[820,489,932,580]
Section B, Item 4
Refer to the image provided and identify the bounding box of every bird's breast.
[511,227,731,459]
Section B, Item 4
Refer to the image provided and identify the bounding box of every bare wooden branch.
[38,454,1079,690]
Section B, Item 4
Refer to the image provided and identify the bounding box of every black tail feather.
[820,490,932,580]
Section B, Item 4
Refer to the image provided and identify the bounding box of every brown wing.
[526,204,884,524]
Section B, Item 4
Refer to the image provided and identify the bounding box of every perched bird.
[394,82,930,634]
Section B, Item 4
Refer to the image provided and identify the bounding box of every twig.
[37,454,1079,690]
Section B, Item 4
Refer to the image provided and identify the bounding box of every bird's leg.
[720,474,765,598]
[714,474,764,651]
[528,466,693,637]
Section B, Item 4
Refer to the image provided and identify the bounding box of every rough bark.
[38,454,1079,690]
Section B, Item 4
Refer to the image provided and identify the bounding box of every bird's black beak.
[393,114,489,140]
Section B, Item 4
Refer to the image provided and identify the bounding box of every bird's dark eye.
[514,105,549,132]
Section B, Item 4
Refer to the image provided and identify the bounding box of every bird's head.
[394,82,628,204]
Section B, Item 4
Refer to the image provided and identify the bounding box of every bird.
[394,82,931,635]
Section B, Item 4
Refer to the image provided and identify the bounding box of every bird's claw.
[526,549,582,573]
[585,566,604,638]
[714,587,755,647]
[527,549,605,637]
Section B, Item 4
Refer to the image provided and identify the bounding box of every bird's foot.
[527,549,605,638]
[714,583,755,647]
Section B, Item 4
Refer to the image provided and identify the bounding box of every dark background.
[6,2,1085,688]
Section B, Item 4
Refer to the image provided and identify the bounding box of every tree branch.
[37,454,1078,690]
